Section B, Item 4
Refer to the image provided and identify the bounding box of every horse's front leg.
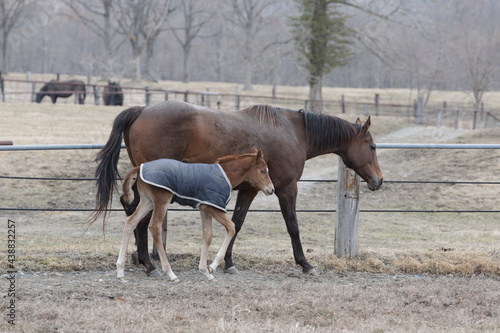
[224,189,258,274]
[199,209,214,280]
[276,182,318,276]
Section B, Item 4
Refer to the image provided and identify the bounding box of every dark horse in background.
[36,80,86,104]
[93,100,383,277]
[103,81,123,106]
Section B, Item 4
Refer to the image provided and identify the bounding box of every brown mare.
[94,100,383,276]
[36,80,86,104]
[116,149,274,281]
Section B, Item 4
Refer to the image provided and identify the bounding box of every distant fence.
[1,74,499,129]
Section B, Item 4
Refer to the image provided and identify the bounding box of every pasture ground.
[0,101,499,332]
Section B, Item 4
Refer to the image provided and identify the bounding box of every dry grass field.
[0,92,499,332]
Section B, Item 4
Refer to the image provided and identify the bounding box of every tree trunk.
[103,0,113,79]
[1,31,7,73]
[182,43,191,83]
[309,75,323,112]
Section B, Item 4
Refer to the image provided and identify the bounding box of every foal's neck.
[218,158,250,189]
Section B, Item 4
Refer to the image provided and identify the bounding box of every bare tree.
[113,0,176,80]
[445,0,500,108]
[0,0,37,73]
[64,0,120,79]
[171,0,215,83]
[226,0,278,90]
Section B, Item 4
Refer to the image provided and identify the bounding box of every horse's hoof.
[223,266,240,275]
[171,277,180,283]
[208,275,216,281]
[131,252,140,266]
[305,268,319,276]
[147,269,162,278]
[208,266,214,274]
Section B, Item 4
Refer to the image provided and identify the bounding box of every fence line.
[1,76,500,129]
[3,143,500,151]
[1,143,499,214]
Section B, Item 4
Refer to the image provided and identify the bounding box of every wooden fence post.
[375,93,380,116]
[31,82,37,102]
[335,157,360,258]
[145,86,151,105]
[93,85,100,105]
[0,71,4,102]
[341,95,345,114]
[415,95,424,125]
[235,86,240,111]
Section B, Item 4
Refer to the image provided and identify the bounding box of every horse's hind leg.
[199,210,214,280]
[151,212,168,260]
[149,194,178,282]
[201,206,235,275]
[117,197,153,278]
[120,188,159,277]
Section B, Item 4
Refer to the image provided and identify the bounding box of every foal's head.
[217,147,274,196]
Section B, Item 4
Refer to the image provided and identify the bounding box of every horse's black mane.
[301,109,362,150]
[242,105,362,150]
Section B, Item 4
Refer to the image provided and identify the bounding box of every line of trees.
[2,0,500,110]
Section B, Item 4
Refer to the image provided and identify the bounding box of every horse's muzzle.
[265,186,275,196]
[367,178,383,191]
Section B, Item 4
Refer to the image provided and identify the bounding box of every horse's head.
[341,116,383,191]
[35,93,43,103]
[247,147,275,196]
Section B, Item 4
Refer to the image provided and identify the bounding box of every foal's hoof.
[223,266,240,275]
[305,268,319,276]
[171,277,180,283]
[147,269,162,278]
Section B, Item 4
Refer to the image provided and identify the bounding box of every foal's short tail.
[122,166,140,205]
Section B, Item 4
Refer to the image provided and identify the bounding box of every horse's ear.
[355,117,362,125]
[256,150,264,161]
[361,116,371,136]
[252,146,258,154]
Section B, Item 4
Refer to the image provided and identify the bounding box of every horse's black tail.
[89,106,143,226]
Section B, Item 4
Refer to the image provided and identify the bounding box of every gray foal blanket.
[139,159,232,212]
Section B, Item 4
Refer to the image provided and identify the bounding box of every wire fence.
[1,144,499,214]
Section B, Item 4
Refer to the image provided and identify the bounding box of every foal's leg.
[151,211,168,261]
[149,196,178,282]
[199,210,214,280]
[116,197,153,278]
[201,206,236,274]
